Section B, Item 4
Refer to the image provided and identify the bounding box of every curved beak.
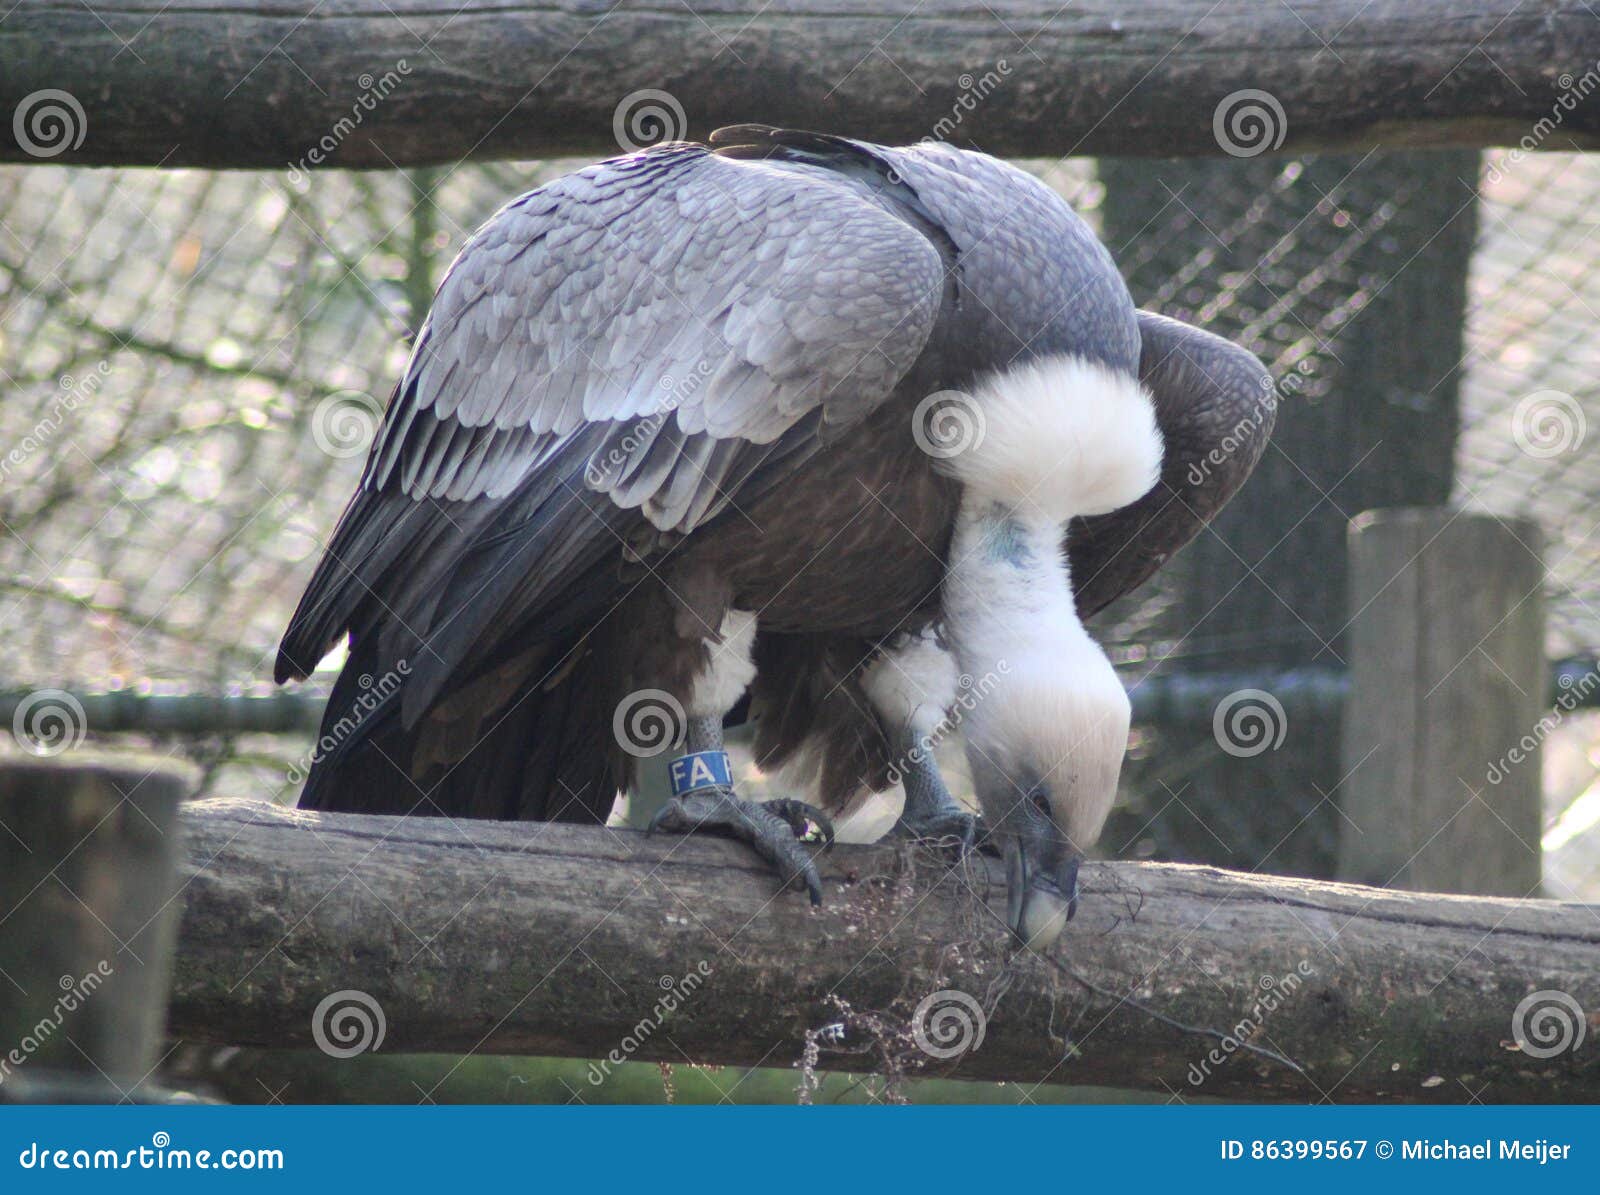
[1002,824,1081,952]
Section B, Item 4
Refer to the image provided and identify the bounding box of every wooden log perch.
[171,798,1600,1102]
[2,0,1598,169]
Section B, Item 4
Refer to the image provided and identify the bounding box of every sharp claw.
[971,817,1002,858]
[765,798,835,846]
[887,809,979,855]
[765,828,825,906]
[647,790,829,906]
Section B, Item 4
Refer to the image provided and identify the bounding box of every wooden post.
[1100,150,1479,879]
[0,756,193,1101]
[1339,508,1545,896]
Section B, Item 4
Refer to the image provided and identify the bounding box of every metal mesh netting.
[0,151,1596,849]
[0,161,579,690]
[0,161,587,792]
[1460,154,1600,651]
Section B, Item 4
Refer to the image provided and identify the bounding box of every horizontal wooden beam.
[2,1,1598,169]
[171,798,1600,1101]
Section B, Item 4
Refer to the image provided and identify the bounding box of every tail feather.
[297,629,621,822]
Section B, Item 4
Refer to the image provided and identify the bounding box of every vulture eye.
[1029,787,1051,817]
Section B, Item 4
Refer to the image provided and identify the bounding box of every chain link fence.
[0,148,1595,888]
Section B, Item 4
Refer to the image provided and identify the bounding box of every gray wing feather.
[858,141,1141,373]
[368,144,945,530]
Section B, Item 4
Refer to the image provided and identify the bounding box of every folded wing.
[1069,310,1277,617]
[276,142,948,727]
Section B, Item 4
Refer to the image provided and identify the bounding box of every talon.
[765,798,835,847]
[881,738,977,855]
[647,788,830,905]
[888,808,979,855]
[970,816,1002,858]
[646,798,696,837]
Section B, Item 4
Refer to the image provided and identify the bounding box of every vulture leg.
[646,610,834,905]
[887,748,976,850]
[862,630,976,849]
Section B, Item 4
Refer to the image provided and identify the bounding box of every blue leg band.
[669,750,733,797]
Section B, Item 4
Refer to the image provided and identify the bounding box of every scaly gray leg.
[645,612,833,905]
[648,714,833,904]
[885,725,977,849]
[861,629,979,849]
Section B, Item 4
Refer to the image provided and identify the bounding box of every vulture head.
[939,354,1164,948]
